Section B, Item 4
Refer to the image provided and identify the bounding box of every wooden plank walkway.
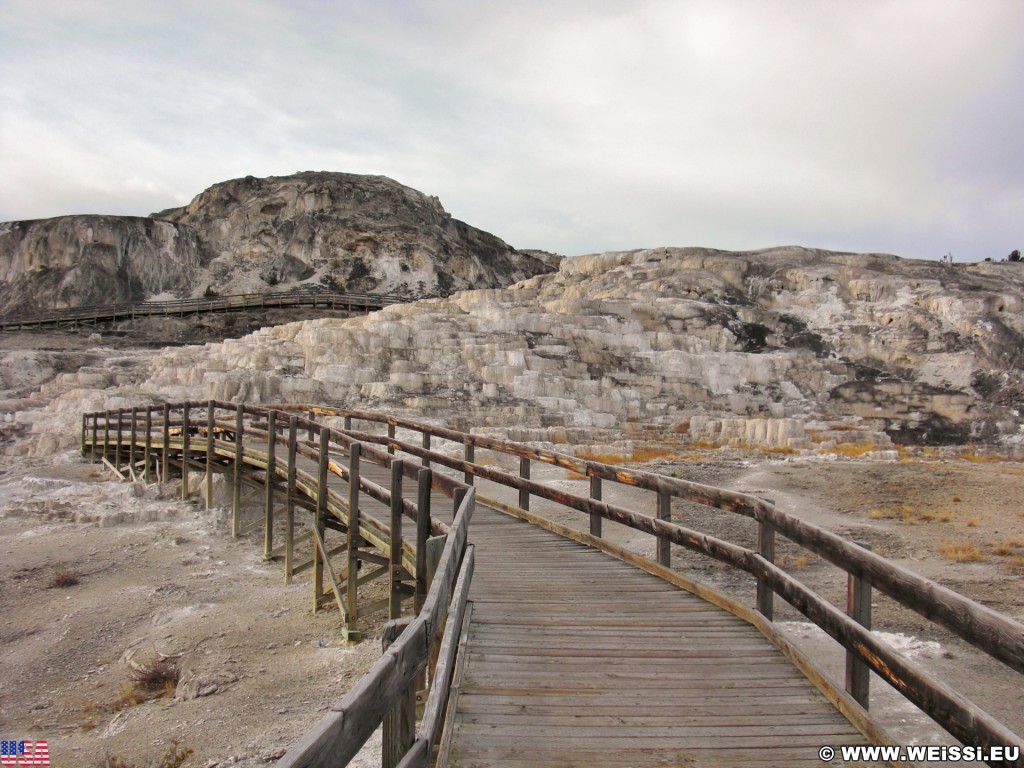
[444,505,883,767]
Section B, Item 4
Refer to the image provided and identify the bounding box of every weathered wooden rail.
[82,402,1024,767]
[0,289,403,331]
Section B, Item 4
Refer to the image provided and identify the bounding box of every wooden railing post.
[80,413,87,456]
[846,542,873,709]
[463,440,474,485]
[389,460,404,620]
[264,409,277,559]
[129,407,138,477]
[206,402,215,511]
[381,617,416,768]
[388,422,396,456]
[313,427,330,613]
[285,416,298,583]
[589,475,602,537]
[181,403,191,500]
[422,432,431,468]
[161,403,170,484]
[657,490,671,567]
[143,407,153,483]
[416,468,432,613]
[347,442,362,628]
[757,521,776,621]
[102,412,111,466]
[89,413,98,464]
[115,408,124,473]
[519,457,530,511]
[232,403,244,538]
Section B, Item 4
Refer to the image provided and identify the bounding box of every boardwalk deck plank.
[444,505,885,767]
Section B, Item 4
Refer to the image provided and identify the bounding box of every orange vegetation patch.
[938,539,986,563]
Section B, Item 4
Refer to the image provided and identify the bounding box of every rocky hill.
[31,246,1010,456]
[152,172,552,297]
[0,172,553,316]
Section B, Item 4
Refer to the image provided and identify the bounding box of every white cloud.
[0,0,1021,259]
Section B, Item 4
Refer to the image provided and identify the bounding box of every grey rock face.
[143,247,1024,447]
[0,216,205,316]
[0,172,554,314]
[153,171,552,298]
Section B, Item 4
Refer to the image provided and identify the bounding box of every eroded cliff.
[127,247,1024,451]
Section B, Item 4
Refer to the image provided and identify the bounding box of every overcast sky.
[1,1,1021,261]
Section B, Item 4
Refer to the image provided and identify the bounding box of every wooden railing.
[83,401,474,767]
[0,289,403,330]
[82,402,1024,766]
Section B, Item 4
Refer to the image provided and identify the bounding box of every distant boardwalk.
[0,290,403,330]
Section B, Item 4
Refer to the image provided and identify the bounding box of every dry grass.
[965,517,979,527]
[938,539,987,563]
[50,569,80,588]
[777,553,810,569]
[688,439,720,451]
[956,445,1011,463]
[93,741,192,768]
[867,504,953,525]
[991,537,1024,557]
[576,446,679,465]
[831,442,880,458]
[1001,556,1024,575]
[110,659,179,712]
[763,445,801,455]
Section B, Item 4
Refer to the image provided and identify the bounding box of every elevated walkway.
[80,402,1024,768]
[444,505,880,766]
[0,289,402,330]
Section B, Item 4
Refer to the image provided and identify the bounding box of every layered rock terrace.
[118,247,1024,454]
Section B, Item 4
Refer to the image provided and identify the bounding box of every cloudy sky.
[1,1,1021,261]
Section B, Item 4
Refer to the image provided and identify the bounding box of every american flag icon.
[0,740,50,766]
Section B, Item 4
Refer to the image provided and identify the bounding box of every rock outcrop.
[130,247,1024,450]
[0,216,205,316]
[154,172,553,298]
[0,172,555,315]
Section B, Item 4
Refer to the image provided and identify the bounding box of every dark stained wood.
[263,409,277,558]
[847,541,873,709]
[757,520,775,620]
[382,618,416,768]
[418,546,475,754]
[277,619,428,768]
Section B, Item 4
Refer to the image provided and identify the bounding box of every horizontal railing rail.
[0,289,405,329]
[82,402,1024,766]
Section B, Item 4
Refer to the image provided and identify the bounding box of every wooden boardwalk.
[83,405,1024,767]
[0,289,401,330]
[443,505,881,767]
